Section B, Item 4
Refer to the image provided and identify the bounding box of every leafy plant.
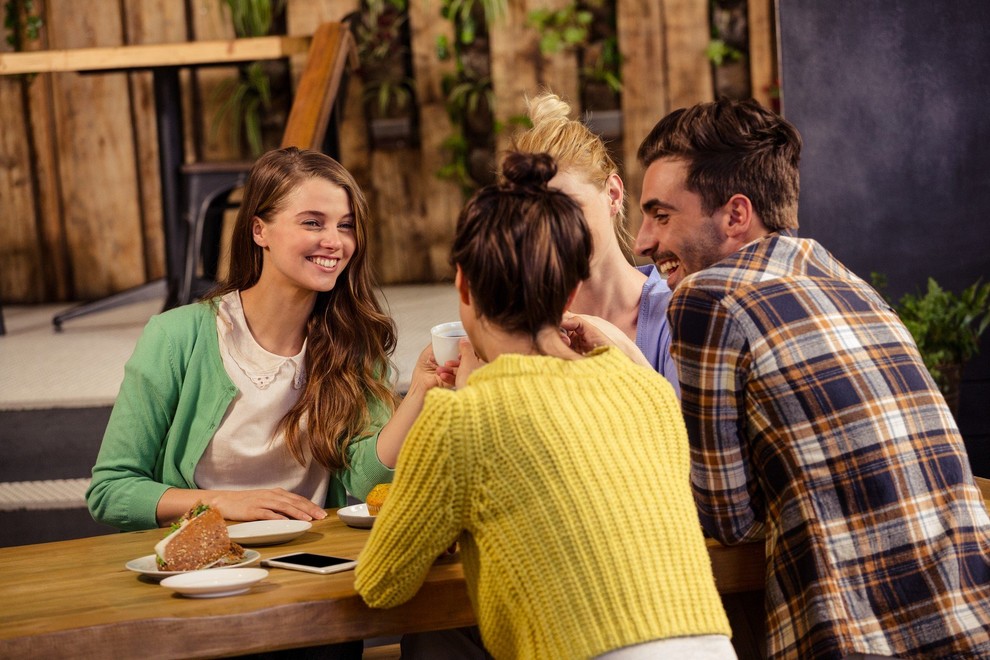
[434,0,506,195]
[213,0,286,157]
[350,0,416,119]
[582,35,622,96]
[526,1,623,107]
[438,72,493,194]
[363,75,415,117]
[445,74,493,119]
[225,0,281,40]
[3,0,42,51]
[705,38,742,66]
[526,5,592,55]
[874,273,990,391]
[439,0,506,47]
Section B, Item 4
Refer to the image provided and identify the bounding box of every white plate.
[160,567,269,598]
[337,503,376,529]
[226,520,313,546]
[125,549,261,580]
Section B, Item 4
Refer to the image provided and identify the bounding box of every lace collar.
[217,291,307,390]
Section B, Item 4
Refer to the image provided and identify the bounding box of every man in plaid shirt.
[633,98,990,659]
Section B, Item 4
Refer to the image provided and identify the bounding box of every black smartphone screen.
[274,553,353,567]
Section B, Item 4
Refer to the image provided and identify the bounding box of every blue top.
[635,264,679,397]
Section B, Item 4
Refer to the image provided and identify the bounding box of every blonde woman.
[509,91,678,394]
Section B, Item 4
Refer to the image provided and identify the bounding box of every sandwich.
[154,503,244,571]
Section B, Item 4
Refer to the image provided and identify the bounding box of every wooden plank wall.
[0,0,776,303]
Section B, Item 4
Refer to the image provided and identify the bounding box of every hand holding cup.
[431,321,466,365]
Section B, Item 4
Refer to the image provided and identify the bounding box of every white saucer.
[125,549,261,580]
[337,503,375,529]
[160,567,269,598]
[226,520,313,545]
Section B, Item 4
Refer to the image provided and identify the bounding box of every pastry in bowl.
[365,484,390,516]
[154,503,244,571]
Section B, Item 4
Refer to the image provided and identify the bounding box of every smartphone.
[261,552,357,575]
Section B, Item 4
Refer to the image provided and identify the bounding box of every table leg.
[153,66,185,311]
[52,66,186,329]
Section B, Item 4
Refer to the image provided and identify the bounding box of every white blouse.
[194,291,330,506]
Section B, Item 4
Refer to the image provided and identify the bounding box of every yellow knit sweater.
[355,347,730,659]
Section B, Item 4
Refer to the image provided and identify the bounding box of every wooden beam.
[0,35,310,75]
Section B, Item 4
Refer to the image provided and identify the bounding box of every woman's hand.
[560,313,613,353]
[433,338,484,389]
[561,313,651,368]
[208,488,328,522]
[409,344,449,391]
[453,338,484,389]
[157,486,326,527]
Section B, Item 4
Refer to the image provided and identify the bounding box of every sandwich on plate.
[155,503,245,571]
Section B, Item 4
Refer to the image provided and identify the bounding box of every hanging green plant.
[434,0,505,196]
[211,0,286,157]
[526,4,592,55]
[705,38,743,66]
[526,1,622,112]
[3,0,42,51]
[352,0,412,114]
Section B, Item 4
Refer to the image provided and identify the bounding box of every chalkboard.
[778,0,990,473]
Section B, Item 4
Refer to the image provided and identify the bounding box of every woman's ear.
[605,173,625,217]
[455,265,471,306]
[252,216,267,247]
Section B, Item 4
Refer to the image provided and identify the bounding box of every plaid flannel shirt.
[668,234,990,659]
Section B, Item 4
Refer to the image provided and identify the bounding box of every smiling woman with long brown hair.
[87,147,445,535]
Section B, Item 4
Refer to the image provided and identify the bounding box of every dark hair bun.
[501,152,557,190]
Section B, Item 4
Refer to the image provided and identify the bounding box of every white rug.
[0,284,459,411]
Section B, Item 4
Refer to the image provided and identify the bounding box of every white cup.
[431,321,466,365]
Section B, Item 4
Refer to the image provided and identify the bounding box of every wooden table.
[0,36,310,326]
[0,510,764,658]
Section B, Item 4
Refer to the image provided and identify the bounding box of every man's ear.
[252,216,267,247]
[723,194,754,239]
[455,265,471,306]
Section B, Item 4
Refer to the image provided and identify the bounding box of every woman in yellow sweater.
[355,152,733,659]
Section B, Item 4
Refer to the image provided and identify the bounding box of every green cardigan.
[86,301,394,531]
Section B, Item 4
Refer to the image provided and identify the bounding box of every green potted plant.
[434,0,505,196]
[213,0,288,157]
[875,274,990,417]
[526,1,624,140]
[349,0,418,149]
[4,0,43,52]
